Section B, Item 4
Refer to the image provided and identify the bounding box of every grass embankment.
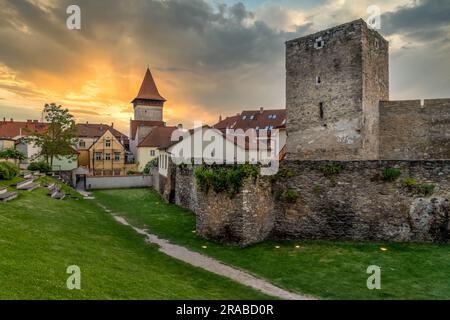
[93,188,450,300]
[0,178,270,299]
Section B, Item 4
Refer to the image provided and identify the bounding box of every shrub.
[382,167,401,182]
[127,170,140,175]
[401,177,418,189]
[320,163,344,177]
[27,161,52,173]
[143,158,158,174]
[194,164,260,198]
[0,148,25,160]
[417,184,435,196]
[0,161,19,180]
[281,189,299,203]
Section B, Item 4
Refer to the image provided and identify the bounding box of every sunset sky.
[0,0,449,135]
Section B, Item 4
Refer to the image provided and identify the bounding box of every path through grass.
[93,188,450,300]
[0,179,270,299]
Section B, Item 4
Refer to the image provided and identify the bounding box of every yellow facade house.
[88,130,129,176]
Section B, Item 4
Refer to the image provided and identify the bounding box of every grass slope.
[93,188,450,300]
[0,179,270,299]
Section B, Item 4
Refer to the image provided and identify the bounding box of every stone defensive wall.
[380,99,450,160]
[159,161,450,246]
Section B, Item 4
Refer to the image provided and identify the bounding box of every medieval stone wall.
[380,99,450,159]
[165,162,450,246]
[273,161,450,243]
[174,166,275,246]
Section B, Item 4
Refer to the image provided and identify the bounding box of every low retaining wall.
[86,175,152,190]
[170,161,450,246]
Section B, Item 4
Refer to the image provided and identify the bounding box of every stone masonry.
[286,19,388,161]
[286,19,450,161]
[171,163,449,246]
[153,19,450,246]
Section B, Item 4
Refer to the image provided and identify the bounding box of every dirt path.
[96,203,315,300]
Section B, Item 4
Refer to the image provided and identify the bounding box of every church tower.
[132,68,166,121]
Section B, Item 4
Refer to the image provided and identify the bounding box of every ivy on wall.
[194,164,259,198]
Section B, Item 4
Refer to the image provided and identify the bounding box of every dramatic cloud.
[0,0,449,134]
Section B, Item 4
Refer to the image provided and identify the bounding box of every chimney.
[260,107,264,114]
[27,120,32,123]
[111,122,114,128]
[2,117,5,123]
[10,118,13,122]
[219,115,222,122]
[177,124,183,129]
[33,120,38,123]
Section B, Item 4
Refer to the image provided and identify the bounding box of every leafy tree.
[27,161,52,173]
[25,103,77,167]
[0,148,25,160]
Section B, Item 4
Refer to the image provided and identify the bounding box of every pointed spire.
[132,68,166,103]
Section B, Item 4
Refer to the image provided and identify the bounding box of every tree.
[26,103,77,167]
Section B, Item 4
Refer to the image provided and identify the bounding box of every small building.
[136,126,178,171]
[75,123,129,164]
[213,108,287,161]
[0,138,15,151]
[0,118,48,169]
[88,129,132,176]
[158,126,248,177]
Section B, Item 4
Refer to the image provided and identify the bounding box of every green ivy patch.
[320,163,344,177]
[382,167,401,182]
[194,164,259,198]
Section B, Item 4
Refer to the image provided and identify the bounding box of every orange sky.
[1,0,449,136]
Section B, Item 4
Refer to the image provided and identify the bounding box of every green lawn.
[93,188,450,300]
[0,178,270,299]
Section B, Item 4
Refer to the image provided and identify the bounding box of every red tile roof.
[138,126,178,148]
[130,120,165,140]
[233,109,286,130]
[75,123,129,145]
[0,120,48,139]
[213,115,240,130]
[132,68,166,103]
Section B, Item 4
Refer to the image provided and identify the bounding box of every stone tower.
[286,19,389,160]
[132,68,166,121]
